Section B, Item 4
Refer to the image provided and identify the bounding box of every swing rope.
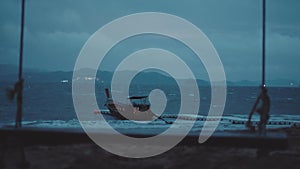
[262,0,266,87]
[15,0,25,128]
[246,0,270,132]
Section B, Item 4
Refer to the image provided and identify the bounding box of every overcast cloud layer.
[0,0,299,83]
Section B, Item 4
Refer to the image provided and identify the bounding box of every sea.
[0,82,300,132]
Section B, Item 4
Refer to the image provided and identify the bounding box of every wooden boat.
[102,88,155,121]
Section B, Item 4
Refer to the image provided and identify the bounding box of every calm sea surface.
[1,82,299,124]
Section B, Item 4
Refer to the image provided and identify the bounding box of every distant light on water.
[61,80,69,83]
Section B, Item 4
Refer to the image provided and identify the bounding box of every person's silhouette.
[246,86,270,133]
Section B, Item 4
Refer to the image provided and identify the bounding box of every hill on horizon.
[0,64,298,87]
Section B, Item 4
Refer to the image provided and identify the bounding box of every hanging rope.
[3,2,29,167]
[262,0,266,87]
[15,0,25,128]
[246,0,270,133]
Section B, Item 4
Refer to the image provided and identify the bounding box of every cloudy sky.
[0,0,299,83]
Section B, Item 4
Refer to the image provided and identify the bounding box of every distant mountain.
[0,64,21,82]
[0,64,299,87]
[231,80,259,87]
[266,79,300,87]
[0,64,18,75]
[0,64,71,83]
[228,79,300,87]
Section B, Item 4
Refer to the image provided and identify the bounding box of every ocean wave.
[2,114,298,132]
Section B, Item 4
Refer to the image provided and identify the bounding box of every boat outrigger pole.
[15,0,26,128]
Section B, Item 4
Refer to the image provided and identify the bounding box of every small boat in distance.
[101,88,155,121]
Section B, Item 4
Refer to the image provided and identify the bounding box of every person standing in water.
[246,86,271,134]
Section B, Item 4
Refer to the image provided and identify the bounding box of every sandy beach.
[1,127,299,169]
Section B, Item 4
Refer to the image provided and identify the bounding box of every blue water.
[0,82,299,130]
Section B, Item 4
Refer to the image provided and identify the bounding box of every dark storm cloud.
[0,0,299,82]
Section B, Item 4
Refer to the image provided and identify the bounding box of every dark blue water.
[0,82,299,123]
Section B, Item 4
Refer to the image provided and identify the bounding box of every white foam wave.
[10,114,300,132]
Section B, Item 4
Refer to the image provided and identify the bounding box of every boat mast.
[15,0,25,128]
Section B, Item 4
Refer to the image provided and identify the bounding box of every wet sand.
[2,127,300,169]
